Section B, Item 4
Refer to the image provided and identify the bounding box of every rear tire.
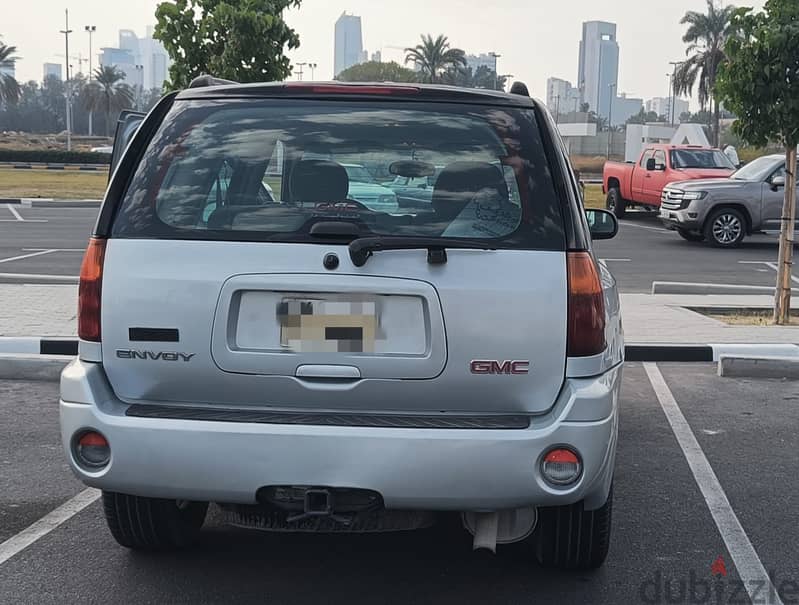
[704,208,746,248]
[528,487,613,570]
[102,491,208,551]
[677,228,705,242]
[606,188,626,219]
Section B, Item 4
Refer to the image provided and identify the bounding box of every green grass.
[0,169,108,199]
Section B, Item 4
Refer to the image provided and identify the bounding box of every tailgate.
[100,240,567,415]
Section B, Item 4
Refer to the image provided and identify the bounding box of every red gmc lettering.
[470,360,530,375]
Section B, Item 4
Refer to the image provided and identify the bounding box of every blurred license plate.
[277,298,379,353]
[660,209,670,218]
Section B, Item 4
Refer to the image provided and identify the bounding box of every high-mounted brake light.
[566,252,606,357]
[284,83,420,95]
[78,238,106,342]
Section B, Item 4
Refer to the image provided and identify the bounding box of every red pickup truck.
[603,144,736,217]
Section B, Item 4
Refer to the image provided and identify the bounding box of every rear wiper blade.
[349,236,496,267]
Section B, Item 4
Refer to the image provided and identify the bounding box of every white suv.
[60,80,623,569]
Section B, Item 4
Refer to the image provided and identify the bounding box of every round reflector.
[541,448,582,486]
[74,430,110,469]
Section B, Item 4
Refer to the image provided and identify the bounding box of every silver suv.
[661,154,794,247]
[60,81,623,569]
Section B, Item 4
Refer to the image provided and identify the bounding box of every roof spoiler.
[509,82,530,97]
[188,74,239,89]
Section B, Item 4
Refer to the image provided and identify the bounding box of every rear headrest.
[432,162,509,220]
[290,160,349,203]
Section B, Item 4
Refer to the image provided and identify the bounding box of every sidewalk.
[0,284,796,344]
[621,293,798,344]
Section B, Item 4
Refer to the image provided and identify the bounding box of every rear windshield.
[112,99,565,249]
[670,149,734,170]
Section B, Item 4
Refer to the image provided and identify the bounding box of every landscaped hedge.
[0,149,111,165]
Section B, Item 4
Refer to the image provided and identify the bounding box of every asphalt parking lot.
[2,363,797,605]
[0,202,792,291]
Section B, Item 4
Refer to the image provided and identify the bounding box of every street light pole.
[309,63,317,80]
[60,9,73,151]
[669,61,683,127]
[85,25,96,136]
[606,83,616,159]
[296,62,307,81]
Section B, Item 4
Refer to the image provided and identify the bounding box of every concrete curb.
[0,354,70,381]
[652,281,799,296]
[625,343,799,362]
[0,198,101,208]
[718,355,799,380]
[0,338,79,356]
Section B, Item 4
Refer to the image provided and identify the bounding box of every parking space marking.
[6,204,23,221]
[23,248,85,252]
[740,260,799,285]
[0,488,100,566]
[0,250,58,264]
[619,221,670,233]
[2,204,47,223]
[644,363,783,605]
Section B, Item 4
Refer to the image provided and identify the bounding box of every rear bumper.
[60,360,621,511]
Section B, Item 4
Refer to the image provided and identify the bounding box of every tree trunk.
[774,145,797,325]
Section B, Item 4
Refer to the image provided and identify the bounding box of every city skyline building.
[99,27,170,91]
[578,21,619,120]
[43,62,63,80]
[334,12,365,76]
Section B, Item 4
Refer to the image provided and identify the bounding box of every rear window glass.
[112,99,565,249]
[670,149,735,170]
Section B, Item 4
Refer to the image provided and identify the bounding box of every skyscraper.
[334,13,364,77]
[99,27,170,91]
[577,21,619,120]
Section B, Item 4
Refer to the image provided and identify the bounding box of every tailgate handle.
[295,365,361,380]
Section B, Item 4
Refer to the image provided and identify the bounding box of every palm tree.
[0,39,20,105]
[673,0,737,147]
[404,35,467,84]
[82,65,135,136]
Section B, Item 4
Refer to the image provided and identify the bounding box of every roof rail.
[188,74,239,89]
[509,82,530,97]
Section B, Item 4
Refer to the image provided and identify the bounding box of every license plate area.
[211,274,447,379]
[278,297,380,353]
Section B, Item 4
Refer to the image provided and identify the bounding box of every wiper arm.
[349,236,496,267]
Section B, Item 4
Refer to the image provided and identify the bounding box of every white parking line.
[0,488,100,566]
[23,248,85,252]
[6,204,23,221]
[620,221,670,233]
[0,250,58,264]
[2,204,47,223]
[739,260,799,285]
[644,363,783,605]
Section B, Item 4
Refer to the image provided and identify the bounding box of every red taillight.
[78,431,108,448]
[284,83,420,95]
[78,238,106,342]
[567,252,606,357]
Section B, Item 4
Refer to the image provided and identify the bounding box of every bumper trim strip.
[125,404,532,430]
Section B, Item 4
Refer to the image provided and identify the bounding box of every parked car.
[660,153,796,247]
[603,144,736,217]
[60,80,623,570]
[342,163,399,213]
[387,167,443,211]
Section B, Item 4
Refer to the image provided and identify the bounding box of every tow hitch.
[286,488,353,525]
[221,486,434,533]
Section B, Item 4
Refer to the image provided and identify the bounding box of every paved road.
[0,203,793,292]
[2,363,798,604]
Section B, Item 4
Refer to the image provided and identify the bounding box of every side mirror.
[646,158,657,171]
[586,208,619,240]
[771,175,786,190]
